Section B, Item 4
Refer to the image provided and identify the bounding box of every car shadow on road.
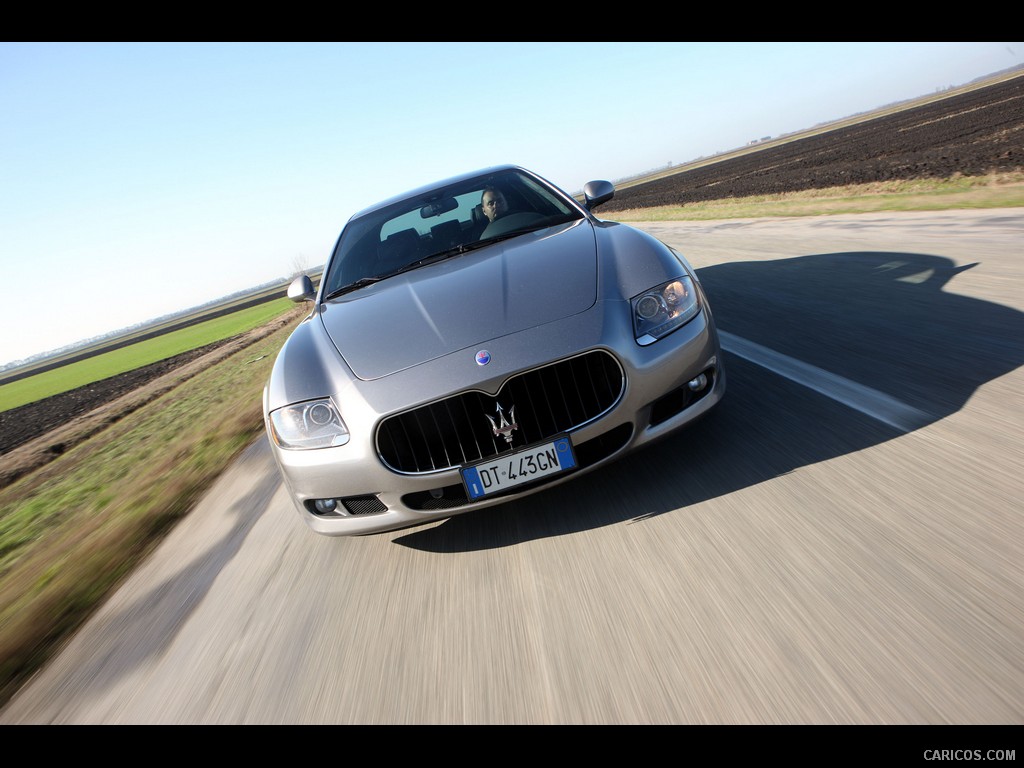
[396,250,1024,552]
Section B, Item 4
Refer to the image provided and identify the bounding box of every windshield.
[322,169,584,298]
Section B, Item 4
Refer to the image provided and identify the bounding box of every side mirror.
[583,179,614,211]
[287,274,316,303]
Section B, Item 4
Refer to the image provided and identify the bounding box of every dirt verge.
[0,308,305,487]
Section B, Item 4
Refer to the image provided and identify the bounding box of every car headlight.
[632,275,701,345]
[269,398,350,450]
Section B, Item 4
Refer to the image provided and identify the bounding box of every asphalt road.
[2,210,1022,725]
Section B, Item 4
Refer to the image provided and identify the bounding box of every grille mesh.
[377,350,623,474]
[341,496,388,516]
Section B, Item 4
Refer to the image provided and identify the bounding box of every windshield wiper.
[479,215,578,245]
[386,241,495,273]
[480,229,544,246]
[322,276,385,300]
[421,240,493,261]
[322,231,542,301]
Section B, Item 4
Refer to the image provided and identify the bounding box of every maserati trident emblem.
[486,402,518,444]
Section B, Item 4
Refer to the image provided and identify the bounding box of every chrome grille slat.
[377,351,624,474]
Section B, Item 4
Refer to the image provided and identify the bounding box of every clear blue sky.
[1,42,1020,367]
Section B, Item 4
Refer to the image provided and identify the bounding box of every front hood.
[320,221,598,380]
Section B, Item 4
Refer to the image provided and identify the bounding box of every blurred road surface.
[3,210,1022,724]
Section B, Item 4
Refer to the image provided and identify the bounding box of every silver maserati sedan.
[264,165,725,536]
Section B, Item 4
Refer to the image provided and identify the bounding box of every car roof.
[347,164,530,221]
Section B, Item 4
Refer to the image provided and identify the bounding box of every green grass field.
[0,298,295,413]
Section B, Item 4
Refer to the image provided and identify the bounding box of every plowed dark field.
[600,73,1023,211]
[2,73,1023,470]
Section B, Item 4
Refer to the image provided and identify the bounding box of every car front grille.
[376,350,624,474]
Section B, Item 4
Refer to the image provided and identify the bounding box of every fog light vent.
[342,496,388,516]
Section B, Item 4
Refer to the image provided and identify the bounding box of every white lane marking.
[718,331,932,433]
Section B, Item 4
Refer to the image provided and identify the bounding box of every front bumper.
[266,300,725,536]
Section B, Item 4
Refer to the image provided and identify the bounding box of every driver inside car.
[480,186,509,223]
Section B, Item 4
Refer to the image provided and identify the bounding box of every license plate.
[461,435,577,500]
